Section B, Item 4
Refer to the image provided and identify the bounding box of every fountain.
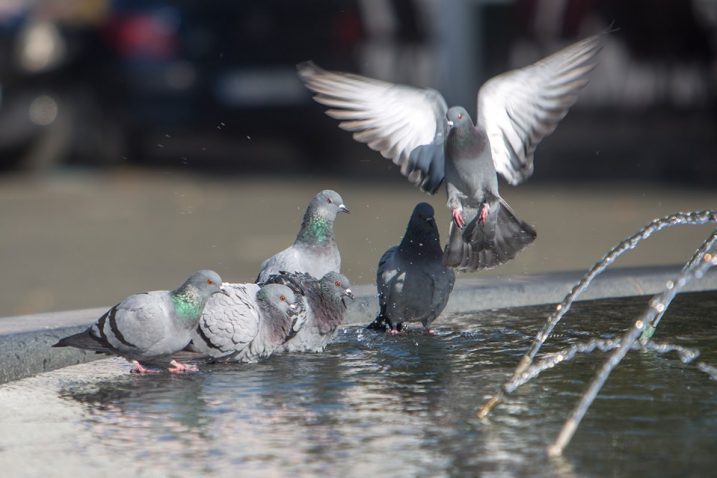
[477,210,717,457]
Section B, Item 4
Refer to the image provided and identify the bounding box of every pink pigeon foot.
[452,208,465,228]
[130,361,161,374]
[168,360,199,373]
[479,204,489,224]
[388,328,401,336]
[424,328,436,336]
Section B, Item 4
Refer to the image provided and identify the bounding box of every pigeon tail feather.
[443,198,536,271]
[52,329,110,352]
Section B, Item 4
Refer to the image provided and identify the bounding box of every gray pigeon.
[368,203,455,334]
[188,282,305,363]
[256,190,349,282]
[262,271,354,352]
[297,33,603,271]
[53,270,226,373]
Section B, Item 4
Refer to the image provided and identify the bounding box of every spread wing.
[298,61,448,193]
[477,33,603,185]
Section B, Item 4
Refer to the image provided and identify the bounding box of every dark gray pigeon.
[262,271,353,352]
[188,282,305,362]
[298,33,603,271]
[368,202,455,334]
[53,270,226,373]
[256,189,349,283]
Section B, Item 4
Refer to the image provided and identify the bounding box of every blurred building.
[0,0,715,184]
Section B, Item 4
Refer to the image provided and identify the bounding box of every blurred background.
[1,0,716,316]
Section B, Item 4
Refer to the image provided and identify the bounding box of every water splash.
[505,338,702,393]
[547,228,717,457]
[478,210,717,418]
[697,362,717,380]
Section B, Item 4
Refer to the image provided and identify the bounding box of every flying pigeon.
[53,270,226,373]
[188,282,305,363]
[256,189,349,282]
[298,33,603,270]
[262,271,353,352]
[368,202,455,334]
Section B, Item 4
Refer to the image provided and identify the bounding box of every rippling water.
[1,293,717,477]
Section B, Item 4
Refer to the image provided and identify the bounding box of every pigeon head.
[172,270,226,322]
[400,203,442,257]
[298,190,349,244]
[256,283,299,316]
[446,106,473,128]
[319,271,354,306]
[309,189,350,219]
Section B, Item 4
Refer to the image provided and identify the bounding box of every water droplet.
[556,304,562,311]
[666,280,674,289]
[635,320,644,329]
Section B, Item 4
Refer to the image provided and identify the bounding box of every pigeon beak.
[343,288,355,300]
[289,303,297,310]
[339,204,350,214]
[447,120,454,128]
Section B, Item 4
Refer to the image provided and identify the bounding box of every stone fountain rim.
[1,264,716,384]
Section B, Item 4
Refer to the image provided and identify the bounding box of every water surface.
[1,292,716,477]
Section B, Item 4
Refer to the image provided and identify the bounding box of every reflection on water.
[1,293,717,476]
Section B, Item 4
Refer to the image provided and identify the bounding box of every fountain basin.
[2,265,717,384]
[0,275,716,477]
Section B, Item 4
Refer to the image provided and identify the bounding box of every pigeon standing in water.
[188,282,305,363]
[369,203,455,334]
[53,270,226,373]
[256,190,349,282]
[298,34,603,270]
[262,271,354,352]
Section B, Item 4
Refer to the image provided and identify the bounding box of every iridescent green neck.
[171,285,204,321]
[298,213,333,244]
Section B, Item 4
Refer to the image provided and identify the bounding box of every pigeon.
[188,282,306,363]
[262,271,354,352]
[256,189,349,282]
[53,270,226,373]
[297,33,603,270]
[368,202,455,334]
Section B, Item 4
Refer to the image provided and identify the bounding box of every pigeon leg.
[479,204,490,224]
[168,360,199,373]
[130,361,161,374]
[424,327,436,336]
[452,208,465,228]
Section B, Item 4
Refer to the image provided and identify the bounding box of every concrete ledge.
[2,265,716,384]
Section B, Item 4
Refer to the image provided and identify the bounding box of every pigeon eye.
[327,198,333,204]
[279,295,286,302]
[457,113,463,120]
[207,279,214,285]
[335,280,341,287]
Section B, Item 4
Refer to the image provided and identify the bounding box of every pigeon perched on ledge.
[256,189,349,283]
[262,271,353,352]
[369,203,455,334]
[188,282,305,363]
[298,33,603,271]
[53,270,226,373]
